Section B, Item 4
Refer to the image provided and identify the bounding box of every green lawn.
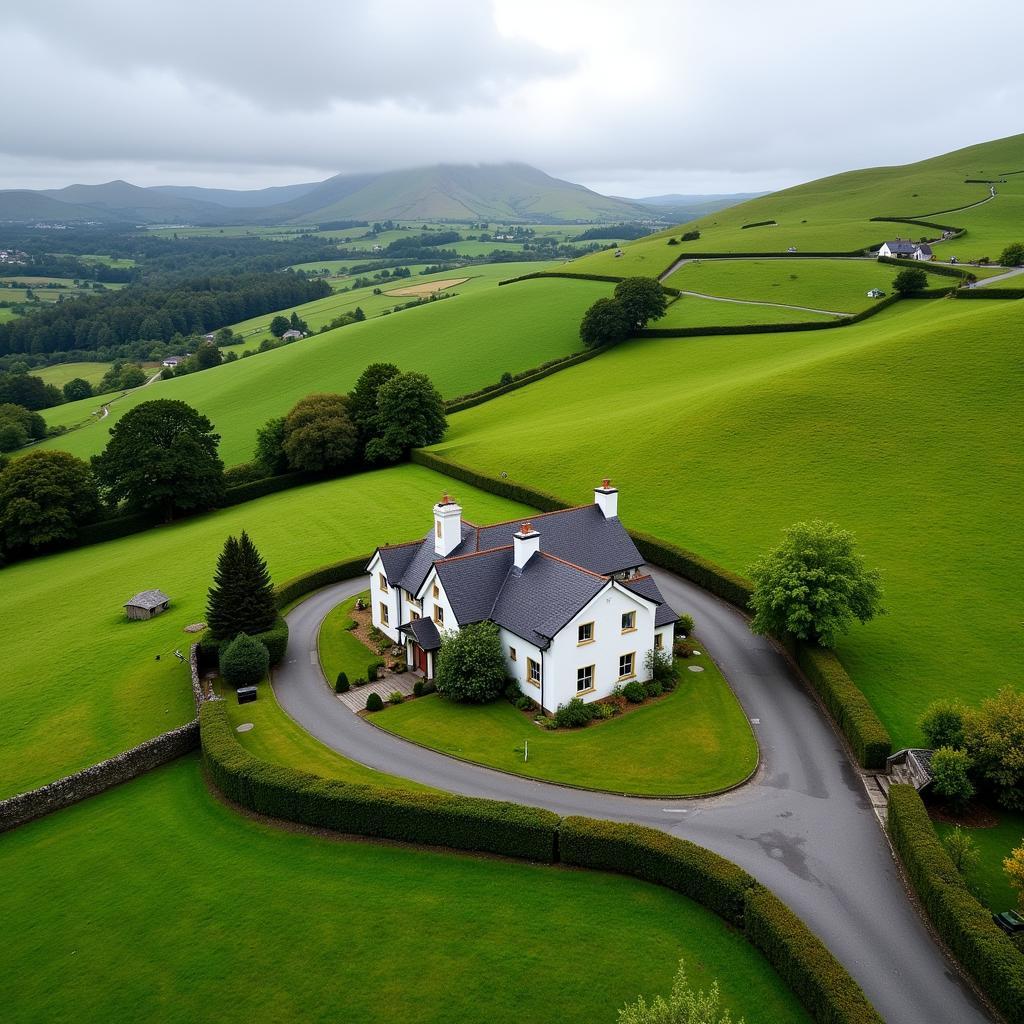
[40,272,606,467]
[318,593,381,685]
[31,361,113,388]
[664,259,904,314]
[656,294,837,327]
[934,811,1024,912]
[214,674,431,792]
[371,648,757,795]
[0,757,808,1024]
[429,298,1023,746]
[0,464,532,798]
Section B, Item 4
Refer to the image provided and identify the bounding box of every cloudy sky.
[2,0,1022,197]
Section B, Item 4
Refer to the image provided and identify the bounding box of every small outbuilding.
[281,329,305,340]
[124,589,171,620]
[866,288,885,298]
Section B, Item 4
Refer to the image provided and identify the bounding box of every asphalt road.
[273,571,990,1024]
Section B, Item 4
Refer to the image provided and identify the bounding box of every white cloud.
[0,0,1020,195]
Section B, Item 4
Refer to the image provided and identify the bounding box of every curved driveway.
[273,571,989,1024]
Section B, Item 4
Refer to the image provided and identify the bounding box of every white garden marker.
[524,739,529,763]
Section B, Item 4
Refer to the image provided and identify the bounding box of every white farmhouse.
[878,239,933,261]
[366,482,678,714]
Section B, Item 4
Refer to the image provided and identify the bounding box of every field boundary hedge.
[498,270,625,285]
[876,255,974,281]
[954,287,1024,300]
[201,703,882,1023]
[888,785,1024,1023]
[869,215,965,232]
[410,450,892,768]
[0,719,200,833]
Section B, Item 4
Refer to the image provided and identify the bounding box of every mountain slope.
[40,180,232,223]
[149,181,321,209]
[0,190,122,223]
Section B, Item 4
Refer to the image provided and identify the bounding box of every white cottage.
[878,239,933,261]
[366,482,678,714]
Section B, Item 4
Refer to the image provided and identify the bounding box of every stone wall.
[0,719,200,834]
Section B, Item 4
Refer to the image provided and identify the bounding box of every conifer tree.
[206,531,277,641]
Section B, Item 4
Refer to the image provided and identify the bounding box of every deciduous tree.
[614,277,668,328]
[919,699,967,750]
[748,520,884,647]
[579,297,631,348]
[963,688,1024,810]
[365,372,446,464]
[91,399,224,518]
[435,621,506,704]
[1004,843,1024,911]
[348,362,400,448]
[254,416,288,475]
[930,747,975,810]
[282,393,358,472]
[943,826,980,875]
[892,268,928,295]
[269,315,290,338]
[62,377,93,402]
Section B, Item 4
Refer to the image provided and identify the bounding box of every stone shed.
[124,589,171,620]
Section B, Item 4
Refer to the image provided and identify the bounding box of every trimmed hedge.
[637,319,840,339]
[273,555,371,608]
[744,885,884,1024]
[498,270,625,286]
[559,816,753,925]
[954,288,1024,300]
[742,220,778,229]
[876,255,973,280]
[870,215,964,232]
[200,614,289,666]
[888,785,1024,1023]
[796,646,891,768]
[201,700,559,860]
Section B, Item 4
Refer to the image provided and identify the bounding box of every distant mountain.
[0,164,719,226]
[626,192,768,221]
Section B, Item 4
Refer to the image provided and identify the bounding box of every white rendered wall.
[367,554,401,643]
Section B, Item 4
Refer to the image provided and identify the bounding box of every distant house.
[787,246,797,253]
[162,356,183,368]
[202,332,217,342]
[124,589,170,620]
[912,243,933,261]
[281,329,306,341]
[878,239,934,262]
[866,288,885,298]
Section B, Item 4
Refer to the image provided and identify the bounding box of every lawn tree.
[997,242,1024,267]
[618,959,742,1024]
[963,688,1024,810]
[195,343,222,370]
[892,267,928,295]
[253,416,289,475]
[0,371,64,410]
[748,520,884,647]
[434,621,506,703]
[0,403,47,452]
[348,362,400,450]
[91,399,224,519]
[614,277,668,329]
[282,393,358,472]
[930,747,975,810]
[206,530,277,641]
[0,450,99,552]
[269,315,290,338]
[942,827,980,875]
[919,699,967,750]
[579,297,631,348]
[365,371,446,464]
[1004,843,1024,911]
[62,377,93,402]
[219,633,269,688]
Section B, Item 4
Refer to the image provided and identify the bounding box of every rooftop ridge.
[379,537,426,551]
[537,550,608,581]
[436,544,514,566]
[475,503,593,533]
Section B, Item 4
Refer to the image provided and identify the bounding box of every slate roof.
[399,617,442,651]
[915,243,933,256]
[622,574,679,627]
[124,589,170,609]
[883,240,916,254]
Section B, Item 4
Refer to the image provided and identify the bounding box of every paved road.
[273,572,990,1024]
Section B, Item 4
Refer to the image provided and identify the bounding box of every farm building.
[124,589,170,620]
[281,329,306,340]
[161,356,184,368]
[367,482,678,714]
[867,288,885,298]
[878,239,934,261]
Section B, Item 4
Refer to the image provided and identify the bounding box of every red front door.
[415,644,428,673]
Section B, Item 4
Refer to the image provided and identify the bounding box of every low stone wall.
[0,719,200,834]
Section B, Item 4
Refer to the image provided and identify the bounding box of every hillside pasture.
[0,464,531,798]
[31,361,113,387]
[40,271,607,467]
[655,295,838,328]
[0,757,809,1024]
[431,298,1023,746]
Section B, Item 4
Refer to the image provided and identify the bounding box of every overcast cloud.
[1,0,1021,196]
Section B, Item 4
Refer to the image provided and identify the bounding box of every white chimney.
[433,493,462,557]
[513,521,540,570]
[594,478,618,519]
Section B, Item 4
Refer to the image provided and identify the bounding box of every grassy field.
[0,757,808,1024]
[215,673,431,792]
[569,134,1024,274]
[31,361,113,387]
[656,294,837,327]
[318,593,380,685]
[934,812,1024,913]
[428,297,1023,746]
[665,259,904,313]
[0,306,18,322]
[40,272,607,467]
[0,464,531,798]
[371,648,757,795]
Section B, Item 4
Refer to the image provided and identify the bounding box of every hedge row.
[446,349,605,414]
[199,614,290,666]
[954,287,1024,300]
[869,215,964,232]
[741,220,778,229]
[273,555,371,608]
[202,700,559,860]
[795,646,891,768]
[876,255,974,280]
[637,319,840,339]
[744,885,883,1024]
[559,816,752,925]
[498,270,624,286]
[412,450,892,768]
[201,702,881,1022]
[657,249,879,264]
[888,785,1024,1023]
